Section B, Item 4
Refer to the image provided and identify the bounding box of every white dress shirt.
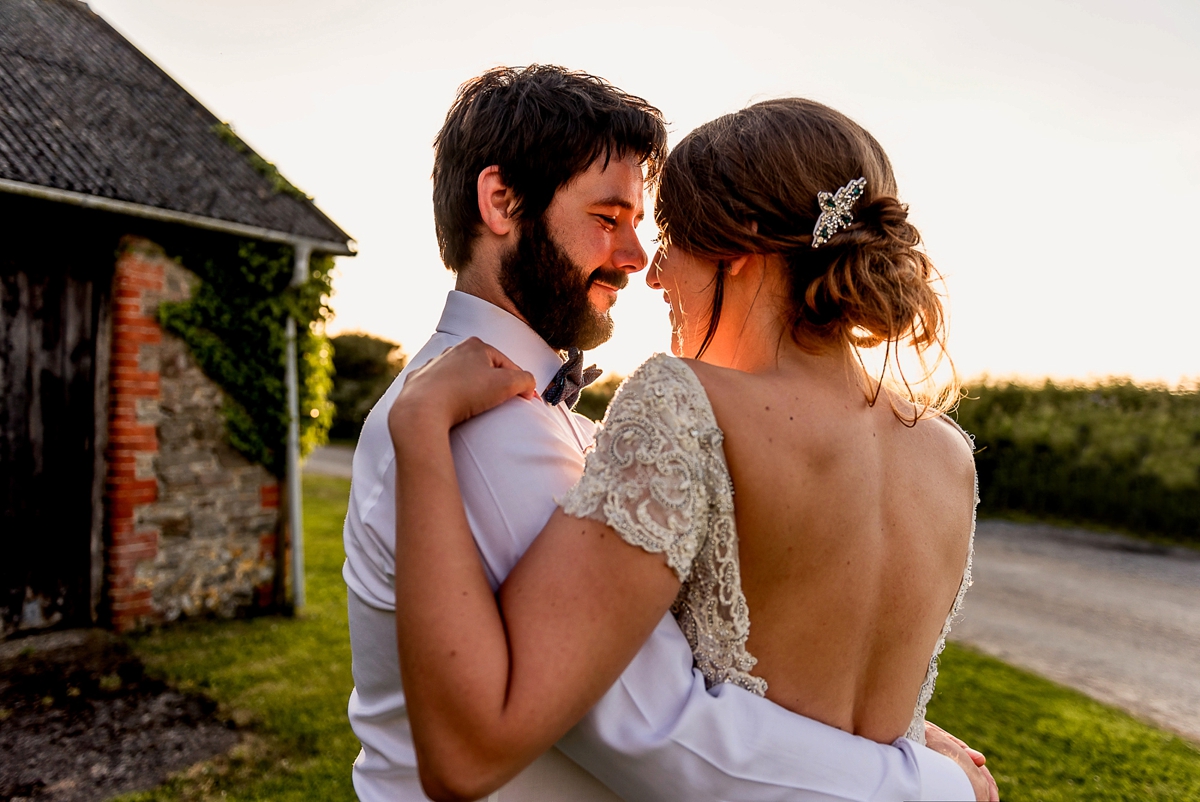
[343,291,974,801]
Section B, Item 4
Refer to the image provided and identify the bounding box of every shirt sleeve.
[559,615,975,801]
[450,396,590,589]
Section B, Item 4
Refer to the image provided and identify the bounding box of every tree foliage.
[575,374,624,422]
[329,333,406,440]
[158,240,335,477]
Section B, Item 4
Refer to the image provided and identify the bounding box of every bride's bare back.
[694,359,975,744]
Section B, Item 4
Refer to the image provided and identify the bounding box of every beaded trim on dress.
[559,354,766,695]
[905,423,978,745]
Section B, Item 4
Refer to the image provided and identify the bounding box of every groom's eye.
[596,214,617,228]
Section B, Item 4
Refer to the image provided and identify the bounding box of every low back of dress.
[698,358,977,744]
[560,354,976,745]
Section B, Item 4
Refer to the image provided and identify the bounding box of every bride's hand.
[388,338,537,444]
[924,722,999,801]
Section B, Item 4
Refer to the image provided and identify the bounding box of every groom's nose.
[611,221,648,276]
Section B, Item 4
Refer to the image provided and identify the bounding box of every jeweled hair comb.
[812,177,867,248]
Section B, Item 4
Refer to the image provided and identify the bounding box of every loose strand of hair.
[890,338,922,428]
[695,260,727,359]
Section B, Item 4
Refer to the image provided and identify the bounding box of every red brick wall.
[105,239,162,631]
[105,237,280,632]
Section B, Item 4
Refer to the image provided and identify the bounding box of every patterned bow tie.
[543,347,602,408]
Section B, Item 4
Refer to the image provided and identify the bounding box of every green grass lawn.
[928,644,1200,800]
[118,474,1200,800]
[118,475,358,801]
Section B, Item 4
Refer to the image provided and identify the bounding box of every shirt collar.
[435,291,567,391]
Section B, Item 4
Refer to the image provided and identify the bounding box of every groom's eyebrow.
[592,196,636,210]
[592,196,644,222]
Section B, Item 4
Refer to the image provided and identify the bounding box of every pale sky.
[86,0,1200,384]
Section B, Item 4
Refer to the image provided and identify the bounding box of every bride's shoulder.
[929,413,978,484]
[601,355,712,422]
[615,353,695,394]
[672,357,741,388]
[613,355,756,416]
[900,410,977,507]
[626,352,685,376]
[621,354,737,388]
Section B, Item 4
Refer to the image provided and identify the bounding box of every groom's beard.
[499,216,627,352]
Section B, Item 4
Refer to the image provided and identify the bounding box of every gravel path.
[304,444,353,479]
[951,520,1200,742]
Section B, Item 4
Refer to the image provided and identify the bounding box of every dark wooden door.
[0,206,114,638]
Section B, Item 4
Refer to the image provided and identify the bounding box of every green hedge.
[577,374,1200,542]
[954,380,1200,543]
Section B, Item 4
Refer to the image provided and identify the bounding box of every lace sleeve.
[559,355,721,583]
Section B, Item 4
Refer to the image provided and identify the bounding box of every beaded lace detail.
[560,354,976,740]
[560,354,765,694]
[905,424,978,745]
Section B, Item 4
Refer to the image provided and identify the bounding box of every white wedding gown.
[560,354,976,746]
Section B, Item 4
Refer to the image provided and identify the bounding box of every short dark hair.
[432,65,667,272]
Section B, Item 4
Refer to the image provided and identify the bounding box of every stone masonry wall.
[106,237,280,632]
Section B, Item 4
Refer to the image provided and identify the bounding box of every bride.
[388,98,996,801]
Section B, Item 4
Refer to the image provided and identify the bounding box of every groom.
[343,65,989,800]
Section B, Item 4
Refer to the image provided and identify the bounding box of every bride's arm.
[390,339,681,800]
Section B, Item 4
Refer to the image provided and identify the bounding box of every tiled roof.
[0,0,352,246]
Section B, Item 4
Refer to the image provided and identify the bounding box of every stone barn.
[0,0,355,637]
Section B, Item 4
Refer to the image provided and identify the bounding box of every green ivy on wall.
[159,240,334,477]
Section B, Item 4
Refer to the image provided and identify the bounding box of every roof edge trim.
[0,178,356,256]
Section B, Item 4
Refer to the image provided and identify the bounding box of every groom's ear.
[477,166,519,236]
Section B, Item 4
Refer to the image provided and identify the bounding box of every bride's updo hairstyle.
[654,98,957,420]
